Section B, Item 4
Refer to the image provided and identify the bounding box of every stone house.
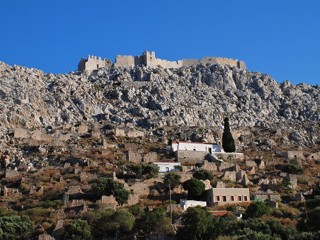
[307,152,320,161]
[202,160,218,172]
[253,190,281,202]
[286,151,305,160]
[206,188,250,206]
[284,174,298,189]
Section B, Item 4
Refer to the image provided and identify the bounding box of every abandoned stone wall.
[115,128,145,138]
[178,150,206,164]
[214,152,244,161]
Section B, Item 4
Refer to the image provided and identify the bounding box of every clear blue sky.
[1,0,319,85]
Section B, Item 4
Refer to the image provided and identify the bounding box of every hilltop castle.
[78,51,246,72]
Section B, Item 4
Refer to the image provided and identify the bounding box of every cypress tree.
[222,117,236,152]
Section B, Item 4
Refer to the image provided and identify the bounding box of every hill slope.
[0,61,319,146]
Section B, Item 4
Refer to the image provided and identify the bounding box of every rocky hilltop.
[0,61,319,146]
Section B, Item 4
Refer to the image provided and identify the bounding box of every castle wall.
[115,55,136,67]
[78,56,112,72]
[199,57,246,69]
[150,58,182,68]
[181,59,201,67]
[115,54,145,67]
[79,51,246,71]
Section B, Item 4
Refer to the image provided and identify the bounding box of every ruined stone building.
[78,51,246,72]
[206,187,250,206]
[78,55,112,72]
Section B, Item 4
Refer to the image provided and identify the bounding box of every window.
[166,167,170,172]
[238,196,242,201]
[222,196,227,202]
[231,196,235,201]
[216,196,220,201]
[244,196,248,201]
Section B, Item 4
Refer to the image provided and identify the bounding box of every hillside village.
[0,54,319,239]
[1,114,320,239]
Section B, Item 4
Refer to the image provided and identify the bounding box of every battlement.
[78,55,112,72]
[78,51,246,72]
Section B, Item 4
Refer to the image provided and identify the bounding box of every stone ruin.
[78,51,246,72]
[78,55,112,72]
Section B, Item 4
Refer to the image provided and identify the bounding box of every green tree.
[137,207,174,238]
[183,178,205,200]
[129,204,143,217]
[282,163,303,174]
[0,215,33,240]
[113,188,130,205]
[305,207,320,231]
[289,231,320,240]
[110,209,135,236]
[126,163,159,179]
[84,209,134,239]
[222,117,236,152]
[89,209,115,238]
[94,178,129,205]
[176,207,213,240]
[243,201,270,219]
[164,172,181,189]
[193,169,213,181]
[142,163,159,179]
[64,219,92,240]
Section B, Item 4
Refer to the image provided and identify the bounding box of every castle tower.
[144,51,156,67]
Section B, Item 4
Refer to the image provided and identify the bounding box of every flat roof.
[172,141,220,145]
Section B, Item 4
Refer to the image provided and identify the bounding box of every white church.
[171,141,223,154]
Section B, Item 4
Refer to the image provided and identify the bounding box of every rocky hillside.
[0,61,319,146]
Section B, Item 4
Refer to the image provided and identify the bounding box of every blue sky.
[0,0,319,85]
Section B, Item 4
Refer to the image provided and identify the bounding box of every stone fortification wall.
[116,51,182,68]
[79,51,246,71]
[200,57,246,69]
[181,57,246,69]
[143,51,246,69]
[115,55,144,67]
[148,58,182,68]
[78,55,112,71]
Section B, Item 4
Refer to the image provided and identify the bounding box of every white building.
[154,162,180,173]
[171,141,223,154]
[207,188,250,206]
[180,199,207,211]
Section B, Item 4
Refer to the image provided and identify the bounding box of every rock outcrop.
[0,61,319,146]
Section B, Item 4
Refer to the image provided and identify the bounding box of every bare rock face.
[0,60,319,146]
